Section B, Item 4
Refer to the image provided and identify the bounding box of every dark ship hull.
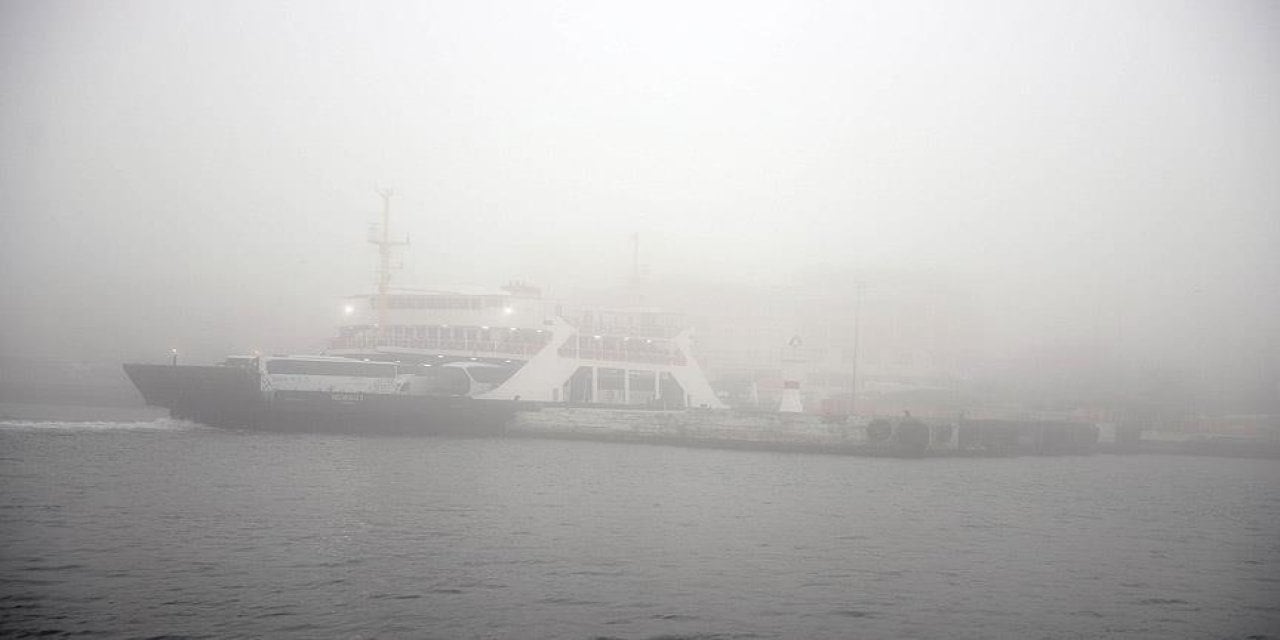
[123,364,520,436]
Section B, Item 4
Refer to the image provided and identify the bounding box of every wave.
[0,417,204,432]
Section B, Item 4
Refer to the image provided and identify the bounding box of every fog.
[1,1,1277,403]
[4,5,1280,637]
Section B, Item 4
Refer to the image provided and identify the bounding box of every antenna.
[630,232,640,284]
[630,231,649,306]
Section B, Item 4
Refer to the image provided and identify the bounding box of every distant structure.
[778,334,805,413]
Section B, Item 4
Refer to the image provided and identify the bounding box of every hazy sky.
[1,0,1277,363]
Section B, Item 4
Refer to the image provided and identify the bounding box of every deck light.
[343,304,355,316]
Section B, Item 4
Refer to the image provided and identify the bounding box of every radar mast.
[371,189,408,342]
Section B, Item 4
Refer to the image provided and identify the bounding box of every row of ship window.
[339,325,551,341]
[376,295,510,310]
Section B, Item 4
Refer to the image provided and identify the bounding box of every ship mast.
[371,189,408,342]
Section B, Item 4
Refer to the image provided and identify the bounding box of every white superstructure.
[326,284,726,409]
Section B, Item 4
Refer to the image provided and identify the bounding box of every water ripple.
[1,426,1277,639]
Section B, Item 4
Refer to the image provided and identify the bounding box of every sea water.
[2,418,1278,639]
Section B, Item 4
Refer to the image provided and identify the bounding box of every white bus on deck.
[261,356,402,396]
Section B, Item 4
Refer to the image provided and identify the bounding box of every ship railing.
[329,336,551,355]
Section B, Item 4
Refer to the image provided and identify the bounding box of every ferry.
[120,285,735,436]
[123,191,727,436]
